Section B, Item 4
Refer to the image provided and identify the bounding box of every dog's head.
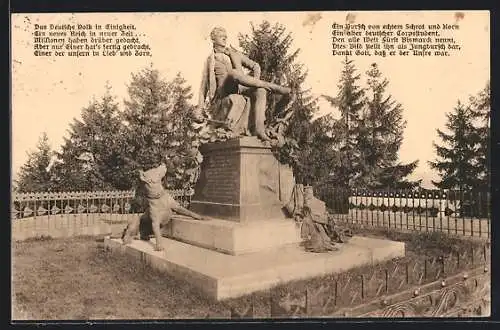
[139,163,167,193]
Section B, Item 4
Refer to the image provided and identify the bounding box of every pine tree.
[322,57,366,188]
[298,114,340,185]
[16,132,55,192]
[238,21,320,183]
[52,84,123,191]
[121,67,199,190]
[357,63,419,189]
[468,82,490,190]
[51,69,200,192]
[429,101,483,190]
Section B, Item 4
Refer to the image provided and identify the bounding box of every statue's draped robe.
[285,184,341,252]
[199,52,252,135]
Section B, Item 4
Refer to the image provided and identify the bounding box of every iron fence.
[314,186,490,239]
[11,189,193,240]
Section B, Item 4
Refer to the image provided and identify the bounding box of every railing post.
[360,274,364,301]
[478,191,482,238]
[487,191,491,238]
[424,189,428,232]
[370,191,374,228]
[385,269,389,293]
[354,188,358,224]
[461,189,466,236]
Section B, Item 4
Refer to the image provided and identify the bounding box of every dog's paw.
[154,245,164,252]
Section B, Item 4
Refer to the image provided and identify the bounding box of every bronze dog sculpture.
[122,163,205,251]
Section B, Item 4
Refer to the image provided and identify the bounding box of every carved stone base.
[163,215,301,255]
[190,136,294,223]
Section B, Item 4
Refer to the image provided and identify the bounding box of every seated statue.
[195,26,294,142]
[285,184,353,253]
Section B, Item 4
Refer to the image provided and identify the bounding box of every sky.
[11,11,490,188]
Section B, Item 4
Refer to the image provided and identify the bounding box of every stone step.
[104,235,405,301]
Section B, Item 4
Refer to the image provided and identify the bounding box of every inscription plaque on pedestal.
[199,153,240,204]
[190,137,289,223]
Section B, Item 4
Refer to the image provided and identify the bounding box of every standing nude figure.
[196,27,292,141]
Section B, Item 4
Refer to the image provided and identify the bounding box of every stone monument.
[194,26,295,145]
[166,26,301,255]
[104,26,406,301]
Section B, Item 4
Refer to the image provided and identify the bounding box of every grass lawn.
[12,236,231,320]
[12,230,488,320]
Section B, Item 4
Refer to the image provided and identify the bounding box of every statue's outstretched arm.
[239,53,261,79]
[226,47,261,79]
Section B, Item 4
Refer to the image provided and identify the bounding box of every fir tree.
[322,57,366,188]
[429,101,483,190]
[357,63,419,189]
[52,84,123,191]
[121,67,199,190]
[238,21,320,183]
[51,69,200,192]
[322,61,419,189]
[468,82,490,190]
[16,132,55,192]
[298,113,339,185]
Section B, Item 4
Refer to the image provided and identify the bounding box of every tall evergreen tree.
[323,61,419,189]
[429,101,483,190]
[297,113,340,185]
[356,63,419,189]
[121,67,199,190]
[238,21,320,183]
[50,69,199,192]
[52,84,123,191]
[322,57,366,188]
[16,132,55,192]
[468,82,490,190]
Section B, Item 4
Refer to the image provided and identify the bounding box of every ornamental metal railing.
[314,187,490,239]
[11,189,193,220]
[11,189,193,240]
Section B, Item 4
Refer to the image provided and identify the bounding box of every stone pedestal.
[165,137,300,255]
[189,137,293,223]
[104,236,406,300]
